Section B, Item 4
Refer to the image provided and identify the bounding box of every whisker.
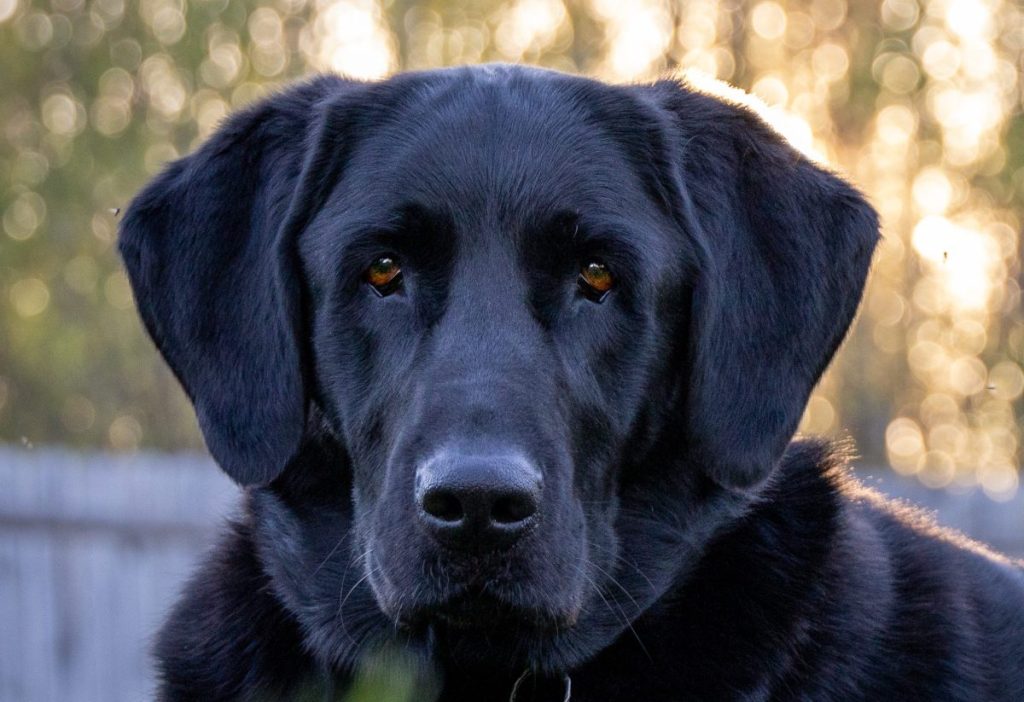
[312,531,350,577]
[576,563,651,663]
[585,558,642,612]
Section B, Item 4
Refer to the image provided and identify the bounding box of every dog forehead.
[338,69,651,216]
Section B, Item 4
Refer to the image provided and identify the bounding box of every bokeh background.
[0,0,1022,700]
[2,0,1023,497]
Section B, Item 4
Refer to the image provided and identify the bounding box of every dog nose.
[415,453,542,551]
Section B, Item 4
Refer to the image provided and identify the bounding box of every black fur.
[120,65,1024,701]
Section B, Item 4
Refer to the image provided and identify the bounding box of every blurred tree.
[1,0,1021,498]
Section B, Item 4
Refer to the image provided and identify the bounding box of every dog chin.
[422,613,575,673]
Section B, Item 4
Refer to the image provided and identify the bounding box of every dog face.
[299,74,689,639]
[120,66,877,672]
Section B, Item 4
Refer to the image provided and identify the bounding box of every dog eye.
[366,255,403,296]
[578,261,613,302]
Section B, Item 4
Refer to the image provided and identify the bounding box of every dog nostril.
[491,493,537,525]
[415,452,543,548]
[422,489,464,523]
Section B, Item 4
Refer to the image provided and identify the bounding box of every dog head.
[120,66,877,673]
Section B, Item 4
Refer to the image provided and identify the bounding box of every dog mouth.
[400,588,576,634]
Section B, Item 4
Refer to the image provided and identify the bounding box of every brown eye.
[578,261,613,301]
[366,256,402,295]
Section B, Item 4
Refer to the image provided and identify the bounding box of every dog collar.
[509,669,572,702]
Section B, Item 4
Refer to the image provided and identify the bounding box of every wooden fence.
[0,448,1021,702]
[0,449,237,702]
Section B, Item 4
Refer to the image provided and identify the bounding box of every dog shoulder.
[154,516,325,702]
[835,469,1024,699]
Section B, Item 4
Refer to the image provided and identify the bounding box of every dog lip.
[402,590,572,632]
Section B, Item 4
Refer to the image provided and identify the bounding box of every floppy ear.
[119,76,355,485]
[647,79,879,489]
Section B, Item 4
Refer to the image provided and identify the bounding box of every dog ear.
[646,79,879,489]
[119,76,356,485]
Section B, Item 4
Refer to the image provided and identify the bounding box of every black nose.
[415,453,542,551]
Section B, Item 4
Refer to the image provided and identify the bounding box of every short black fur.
[120,65,1024,701]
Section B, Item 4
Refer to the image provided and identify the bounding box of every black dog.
[120,65,1024,701]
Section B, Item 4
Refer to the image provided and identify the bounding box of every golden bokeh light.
[9,277,51,318]
[303,0,396,79]
[0,0,1020,488]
